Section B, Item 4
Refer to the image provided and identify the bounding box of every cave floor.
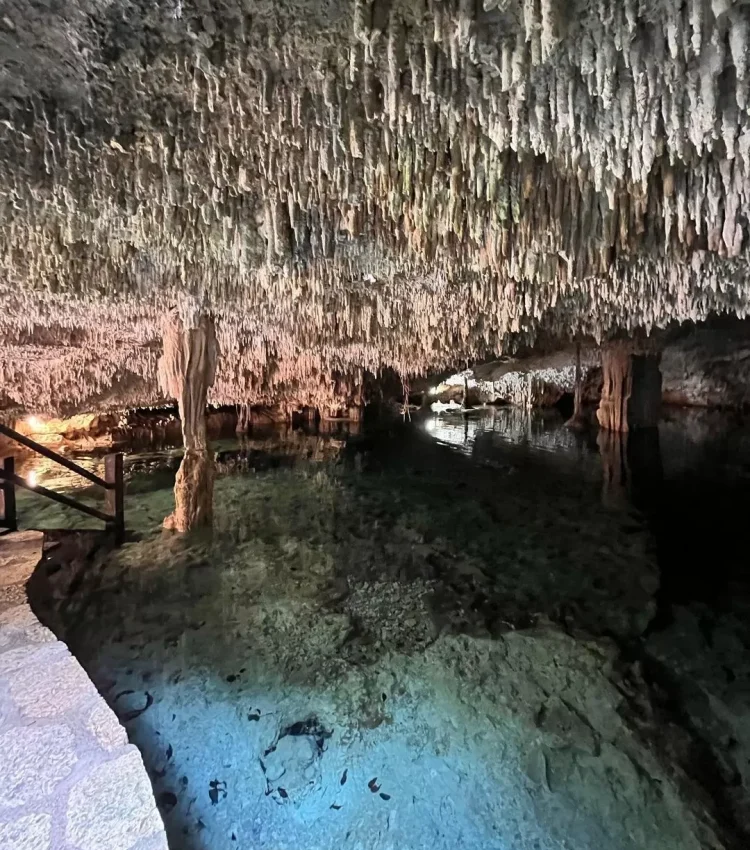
[19,407,750,850]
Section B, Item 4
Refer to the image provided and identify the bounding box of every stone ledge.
[0,531,168,850]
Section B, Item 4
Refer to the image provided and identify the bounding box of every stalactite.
[3,1,750,409]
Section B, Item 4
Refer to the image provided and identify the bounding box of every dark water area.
[417,407,750,617]
[20,407,750,850]
[638,418,750,611]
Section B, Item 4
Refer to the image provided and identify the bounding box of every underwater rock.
[261,734,322,803]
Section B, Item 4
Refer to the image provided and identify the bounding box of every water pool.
[20,408,750,850]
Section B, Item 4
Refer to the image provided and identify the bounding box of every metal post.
[104,453,124,546]
[0,456,17,531]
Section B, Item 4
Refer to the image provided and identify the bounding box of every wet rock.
[208,779,227,805]
[522,745,551,792]
[262,734,322,802]
[536,696,598,755]
[157,791,178,813]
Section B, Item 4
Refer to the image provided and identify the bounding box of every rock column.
[597,342,661,432]
[159,310,218,532]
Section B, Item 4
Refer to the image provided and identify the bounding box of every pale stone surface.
[0,605,39,628]
[88,701,128,751]
[0,604,55,644]
[0,532,168,849]
[10,654,92,719]
[66,750,166,850]
[0,584,26,613]
[0,812,52,850]
[0,643,61,676]
[0,724,76,807]
[0,692,9,730]
[130,834,171,850]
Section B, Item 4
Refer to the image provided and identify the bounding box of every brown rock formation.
[235,404,250,435]
[158,310,218,532]
[163,449,215,534]
[597,344,633,433]
[597,342,662,432]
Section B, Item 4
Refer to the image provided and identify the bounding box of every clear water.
[20,408,750,850]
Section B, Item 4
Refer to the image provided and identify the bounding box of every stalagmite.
[158,310,218,532]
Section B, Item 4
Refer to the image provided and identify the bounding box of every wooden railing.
[0,422,124,545]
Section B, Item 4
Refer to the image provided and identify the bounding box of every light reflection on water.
[423,407,583,456]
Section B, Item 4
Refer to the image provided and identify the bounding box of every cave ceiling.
[2,0,750,411]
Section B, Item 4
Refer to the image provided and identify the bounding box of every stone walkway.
[0,531,168,850]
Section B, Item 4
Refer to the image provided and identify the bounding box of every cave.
[2,2,750,850]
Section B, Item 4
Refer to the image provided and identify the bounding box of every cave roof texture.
[2,0,750,412]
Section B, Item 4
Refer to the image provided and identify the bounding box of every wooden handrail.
[0,470,113,523]
[0,422,109,488]
[0,422,125,545]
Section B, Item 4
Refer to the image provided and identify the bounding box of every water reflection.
[422,406,586,456]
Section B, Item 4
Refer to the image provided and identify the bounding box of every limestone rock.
[0,724,76,807]
[65,749,167,850]
[0,813,52,850]
[3,2,750,404]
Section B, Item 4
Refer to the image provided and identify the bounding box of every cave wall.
[0,322,369,417]
[661,322,750,408]
[441,320,750,413]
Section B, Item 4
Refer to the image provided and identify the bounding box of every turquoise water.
[20,408,750,850]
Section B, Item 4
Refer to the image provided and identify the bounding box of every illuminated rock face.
[158,310,218,531]
[2,1,750,407]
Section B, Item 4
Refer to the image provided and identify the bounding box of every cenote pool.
[17,408,750,850]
